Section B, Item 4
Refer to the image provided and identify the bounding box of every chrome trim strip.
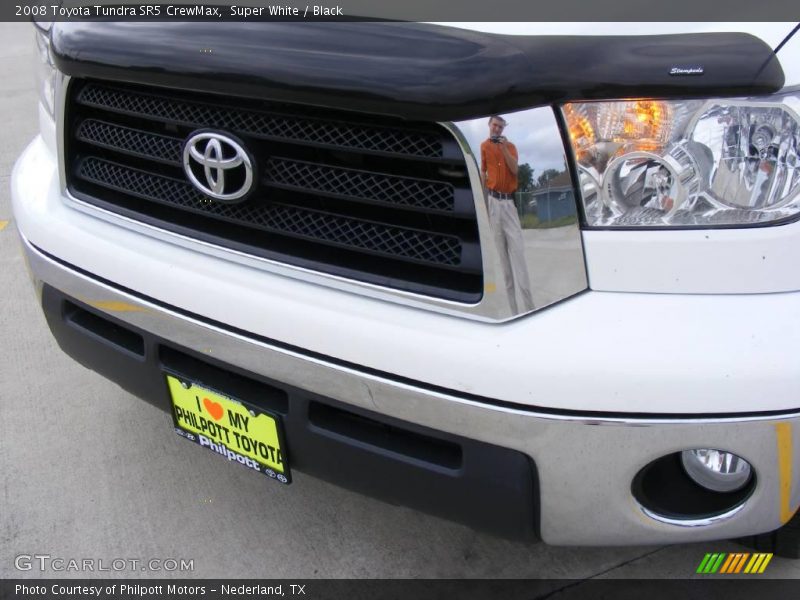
[19,234,800,545]
[639,502,747,528]
[57,74,588,321]
[56,71,69,194]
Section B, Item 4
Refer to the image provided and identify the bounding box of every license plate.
[166,374,290,484]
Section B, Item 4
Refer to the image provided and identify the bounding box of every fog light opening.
[632,452,757,521]
[681,449,753,493]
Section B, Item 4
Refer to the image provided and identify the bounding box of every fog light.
[681,449,752,493]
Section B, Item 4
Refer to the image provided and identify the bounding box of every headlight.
[562,92,800,228]
[34,23,56,118]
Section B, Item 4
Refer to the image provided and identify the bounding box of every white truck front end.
[12,20,800,551]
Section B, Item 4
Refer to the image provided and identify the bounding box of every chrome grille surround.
[57,73,589,320]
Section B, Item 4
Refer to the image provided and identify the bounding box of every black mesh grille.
[77,119,183,164]
[66,79,482,300]
[79,83,444,158]
[265,158,456,213]
[78,158,462,266]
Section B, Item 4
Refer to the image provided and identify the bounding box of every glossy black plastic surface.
[52,22,785,120]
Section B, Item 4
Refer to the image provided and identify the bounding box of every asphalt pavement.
[1,21,799,583]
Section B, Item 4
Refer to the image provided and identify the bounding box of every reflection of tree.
[517,163,534,193]
[516,165,567,194]
[535,168,562,189]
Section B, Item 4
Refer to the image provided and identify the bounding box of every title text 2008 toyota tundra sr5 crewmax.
[12,20,800,554]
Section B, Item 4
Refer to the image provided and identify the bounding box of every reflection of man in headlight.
[481,115,534,312]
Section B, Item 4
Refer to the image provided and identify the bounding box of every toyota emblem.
[182,131,255,202]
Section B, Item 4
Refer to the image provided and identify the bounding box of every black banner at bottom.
[3,579,800,600]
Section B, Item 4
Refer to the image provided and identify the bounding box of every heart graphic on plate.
[203,397,224,421]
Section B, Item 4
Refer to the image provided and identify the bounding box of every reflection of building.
[523,172,575,224]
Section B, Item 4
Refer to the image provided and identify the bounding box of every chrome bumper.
[20,234,800,545]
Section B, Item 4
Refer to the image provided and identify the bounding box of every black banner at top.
[4,0,800,21]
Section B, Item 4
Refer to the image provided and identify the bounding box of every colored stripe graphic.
[698,553,773,574]
[719,554,736,574]
[697,553,727,573]
[728,552,750,573]
[734,553,749,573]
[697,553,714,573]
[711,553,726,573]
[744,554,760,574]
[719,553,748,573]
[757,554,773,573]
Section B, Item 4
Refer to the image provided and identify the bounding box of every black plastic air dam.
[41,284,539,541]
[51,22,785,121]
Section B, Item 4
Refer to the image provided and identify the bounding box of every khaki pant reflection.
[488,196,534,313]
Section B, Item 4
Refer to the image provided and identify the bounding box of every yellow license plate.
[166,374,290,484]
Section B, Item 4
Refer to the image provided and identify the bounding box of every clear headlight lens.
[34,24,56,118]
[562,93,800,227]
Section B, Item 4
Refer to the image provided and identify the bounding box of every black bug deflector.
[51,22,785,121]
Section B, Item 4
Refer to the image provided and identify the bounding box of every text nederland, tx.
[167,376,286,479]
[14,584,303,596]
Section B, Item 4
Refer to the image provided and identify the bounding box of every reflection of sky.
[454,106,568,175]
